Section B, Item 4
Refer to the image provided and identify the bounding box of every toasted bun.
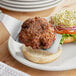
[64,37,76,43]
[22,45,62,64]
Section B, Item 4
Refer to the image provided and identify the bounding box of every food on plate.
[50,10,76,44]
[19,17,55,49]
[19,17,62,64]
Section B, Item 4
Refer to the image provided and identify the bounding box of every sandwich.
[19,17,62,64]
[50,10,76,44]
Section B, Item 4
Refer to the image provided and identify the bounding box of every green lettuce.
[60,34,76,44]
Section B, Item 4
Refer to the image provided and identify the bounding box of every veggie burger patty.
[19,17,55,49]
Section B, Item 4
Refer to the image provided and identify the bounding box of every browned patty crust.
[19,17,55,49]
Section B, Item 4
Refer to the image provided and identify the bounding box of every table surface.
[0,0,76,76]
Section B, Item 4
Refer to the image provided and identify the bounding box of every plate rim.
[0,0,63,12]
[0,0,57,5]
[0,0,61,8]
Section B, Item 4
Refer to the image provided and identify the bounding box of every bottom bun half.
[22,45,62,64]
[64,37,76,44]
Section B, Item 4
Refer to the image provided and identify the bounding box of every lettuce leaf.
[60,34,76,44]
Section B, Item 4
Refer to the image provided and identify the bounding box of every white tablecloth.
[0,62,30,76]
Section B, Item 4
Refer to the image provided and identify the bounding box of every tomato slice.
[55,25,76,34]
[56,30,76,34]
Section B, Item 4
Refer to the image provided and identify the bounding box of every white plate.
[0,0,61,8]
[5,0,53,2]
[1,0,55,5]
[7,0,45,1]
[0,0,63,12]
[8,36,76,71]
